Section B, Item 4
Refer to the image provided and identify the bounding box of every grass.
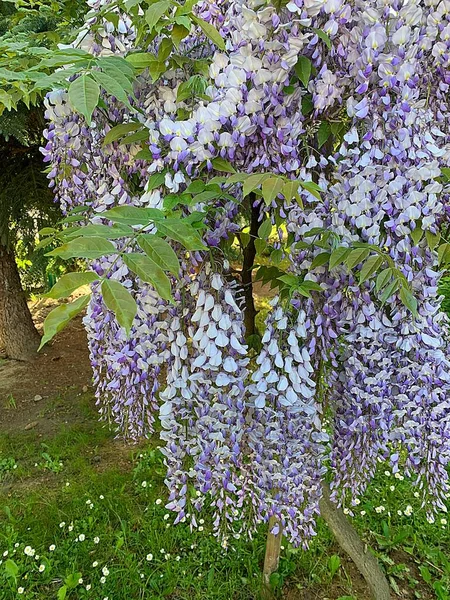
[1,394,450,600]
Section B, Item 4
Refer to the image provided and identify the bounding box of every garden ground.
[0,298,449,599]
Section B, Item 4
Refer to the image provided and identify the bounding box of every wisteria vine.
[41,0,450,547]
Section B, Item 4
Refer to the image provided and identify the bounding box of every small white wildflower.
[360,510,366,516]
[59,522,65,528]
[39,564,45,572]
[86,584,91,591]
[141,481,147,488]
[175,556,181,562]
[354,498,361,506]
[100,576,106,584]
[78,578,83,584]
[343,507,350,515]
[199,519,204,525]
[140,573,144,579]
[384,470,391,477]
[414,491,420,498]
[164,514,170,521]
[2,551,8,557]
[160,548,165,554]
[86,500,91,505]
[92,561,99,567]
[441,518,447,525]
[14,543,19,548]
[394,473,404,480]
[164,553,170,560]
[24,546,35,557]
[78,534,85,542]
[68,525,73,532]
[35,555,39,561]
[146,553,153,561]
[404,505,413,516]
[397,510,402,516]
[49,545,56,552]
[375,506,385,513]
[198,526,204,532]
[65,482,70,487]
[18,588,24,595]
[389,485,395,491]
[102,567,109,577]
[94,537,100,544]
[155,498,162,505]
[99,495,104,500]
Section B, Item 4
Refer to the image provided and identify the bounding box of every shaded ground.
[0,300,444,600]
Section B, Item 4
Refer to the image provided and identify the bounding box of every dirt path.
[0,296,92,435]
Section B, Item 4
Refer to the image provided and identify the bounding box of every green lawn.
[1,391,449,600]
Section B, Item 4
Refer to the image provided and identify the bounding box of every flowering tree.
[8,0,450,597]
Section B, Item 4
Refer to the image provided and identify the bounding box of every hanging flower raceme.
[42,0,450,545]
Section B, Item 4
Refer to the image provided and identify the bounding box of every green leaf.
[62,223,133,240]
[438,242,450,266]
[317,121,331,149]
[311,252,331,269]
[101,279,137,334]
[346,248,370,270]
[380,279,399,304]
[375,268,393,292]
[103,122,142,146]
[241,173,267,197]
[295,55,312,87]
[65,572,83,589]
[278,274,299,287]
[147,172,166,190]
[211,157,236,173]
[185,180,205,194]
[158,37,173,62]
[155,220,206,251]
[172,24,190,48]
[68,75,100,124]
[258,219,272,240]
[282,180,301,205]
[99,206,164,226]
[57,585,67,600]
[312,28,332,49]
[426,230,441,250]
[125,52,159,69]
[4,559,18,580]
[46,272,98,300]
[138,234,180,276]
[92,71,134,110]
[271,249,283,264]
[300,280,323,292]
[329,246,350,270]
[191,16,225,50]
[39,295,90,350]
[96,56,135,83]
[255,238,267,254]
[123,253,173,301]
[298,180,321,199]
[120,130,150,144]
[146,1,170,31]
[359,255,383,284]
[262,177,284,206]
[47,237,116,260]
[440,167,450,181]
[240,232,250,248]
[399,286,417,315]
[410,226,424,245]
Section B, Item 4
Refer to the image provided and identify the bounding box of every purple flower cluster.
[43,0,450,545]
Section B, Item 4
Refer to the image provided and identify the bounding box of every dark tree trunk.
[241,197,261,338]
[0,244,41,360]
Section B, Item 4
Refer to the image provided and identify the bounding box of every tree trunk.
[241,197,261,338]
[262,516,282,598]
[319,483,391,600]
[0,244,41,360]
